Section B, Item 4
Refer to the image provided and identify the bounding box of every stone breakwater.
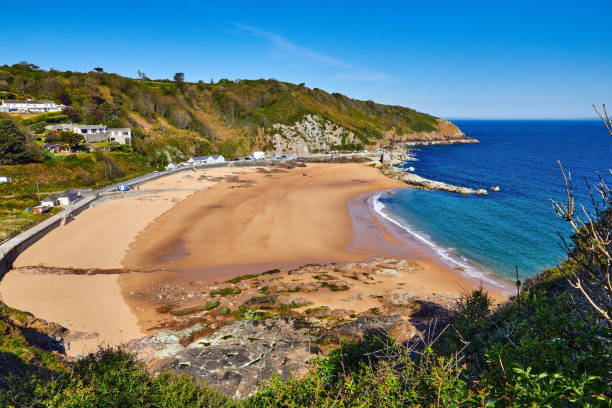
[380,165,487,195]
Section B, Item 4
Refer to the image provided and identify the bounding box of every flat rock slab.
[148,318,318,398]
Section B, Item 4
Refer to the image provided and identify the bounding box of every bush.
[0,347,234,407]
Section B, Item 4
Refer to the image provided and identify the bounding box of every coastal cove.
[380,119,612,280]
[0,161,509,356]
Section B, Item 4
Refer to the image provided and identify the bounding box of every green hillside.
[0,63,458,163]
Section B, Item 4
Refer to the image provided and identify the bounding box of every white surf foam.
[372,192,507,289]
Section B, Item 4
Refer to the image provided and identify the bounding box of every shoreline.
[368,190,514,296]
[0,162,509,356]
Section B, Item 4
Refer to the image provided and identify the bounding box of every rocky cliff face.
[269,114,359,155]
[266,115,475,155]
[388,119,477,146]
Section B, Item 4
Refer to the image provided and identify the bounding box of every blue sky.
[2,0,611,119]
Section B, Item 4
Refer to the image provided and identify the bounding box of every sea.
[374,120,612,282]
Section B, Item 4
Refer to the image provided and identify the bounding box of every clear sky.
[2,0,611,119]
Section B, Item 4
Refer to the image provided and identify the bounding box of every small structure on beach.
[117,184,131,192]
[40,196,59,207]
[0,176,12,184]
[188,155,225,166]
[57,190,80,206]
[32,205,49,215]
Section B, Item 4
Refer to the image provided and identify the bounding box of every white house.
[57,190,80,206]
[107,128,132,144]
[188,155,225,165]
[250,151,265,160]
[0,176,12,184]
[165,162,178,171]
[0,99,65,113]
[40,196,59,207]
[71,124,108,135]
[44,124,132,145]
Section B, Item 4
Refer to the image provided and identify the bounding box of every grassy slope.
[0,64,450,161]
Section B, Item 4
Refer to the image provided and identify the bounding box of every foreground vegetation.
[1,208,610,406]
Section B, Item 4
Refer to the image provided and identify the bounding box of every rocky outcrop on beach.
[380,164,487,195]
[122,257,464,397]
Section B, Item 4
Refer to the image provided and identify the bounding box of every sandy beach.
[0,162,509,356]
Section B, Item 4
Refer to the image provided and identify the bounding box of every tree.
[0,119,41,164]
[137,70,149,80]
[551,105,612,323]
[57,91,72,106]
[170,109,191,129]
[93,67,104,73]
[57,130,84,150]
[174,72,185,83]
[62,106,81,122]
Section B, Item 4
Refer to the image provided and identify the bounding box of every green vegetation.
[211,288,242,296]
[0,63,446,167]
[1,262,610,406]
[205,300,220,311]
[226,268,282,284]
[0,194,60,241]
[0,118,42,164]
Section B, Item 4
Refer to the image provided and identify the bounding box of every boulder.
[243,294,311,309]
[333,315,418,344]
[149,318,320,398]
[375,268,400,277]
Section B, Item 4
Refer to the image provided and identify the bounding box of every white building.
[0,176,12,184]
[44,124,132,145]
[0,99,65,113]
[188,155,225,165]
[57,190,80,206]
[250,151,265,160]
[40,196,59,207]
[165,162,178,171]
[107,128,132,144]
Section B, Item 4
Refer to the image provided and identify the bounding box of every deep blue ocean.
[376,120,611,280]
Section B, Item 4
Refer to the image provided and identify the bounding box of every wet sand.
[121,163,406,276]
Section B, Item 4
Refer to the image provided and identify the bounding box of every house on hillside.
[44,144,67,153]
[0,99,65,113]
[44,124,132,145]
[107,128,132,144]
[0,176,12,184]
[40,196,59,207]
[188,155,225,165]
[57,190,80,206]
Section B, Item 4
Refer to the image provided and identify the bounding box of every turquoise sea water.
[375,120,611,280]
